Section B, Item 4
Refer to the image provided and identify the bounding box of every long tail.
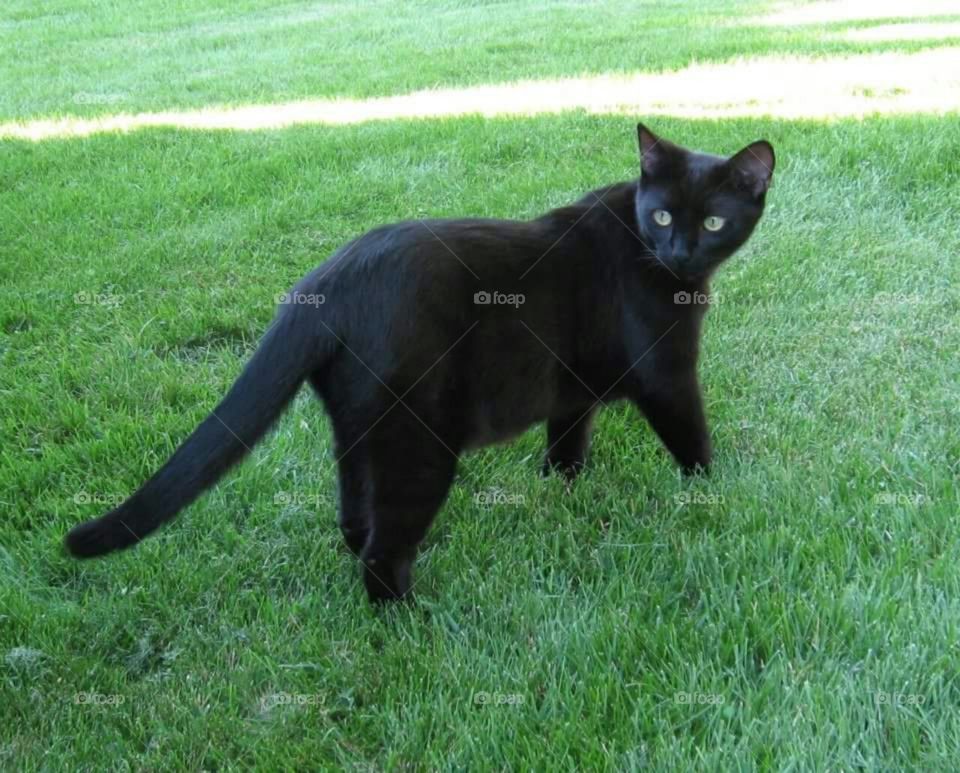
[65,305,328,558]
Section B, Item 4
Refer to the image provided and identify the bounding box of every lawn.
[2,0,960,769]
[4,0,960,122]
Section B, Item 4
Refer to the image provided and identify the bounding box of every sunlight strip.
[2,48,958,141]
[841,22,960,43]
[755,0,958,26]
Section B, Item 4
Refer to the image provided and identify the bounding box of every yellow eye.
[703,215,726,232]
[652,209,672,227]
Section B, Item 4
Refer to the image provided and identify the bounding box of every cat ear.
[636,122,672,178]
[728,141,775,196]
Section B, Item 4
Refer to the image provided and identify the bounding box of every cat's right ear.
[728,141,775,197]
[636,122,670,178]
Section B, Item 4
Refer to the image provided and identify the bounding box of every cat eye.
[703,216,726,232]
[652,209,672,227]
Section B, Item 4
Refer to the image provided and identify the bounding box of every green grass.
[3,0,960,121]
[3,1,960,769]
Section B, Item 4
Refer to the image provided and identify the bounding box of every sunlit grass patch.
[4,48,960,140]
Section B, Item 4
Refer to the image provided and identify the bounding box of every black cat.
[65,123,775,602]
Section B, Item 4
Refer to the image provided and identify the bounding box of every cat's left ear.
[728,141,775,197]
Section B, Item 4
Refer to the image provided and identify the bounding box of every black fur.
[65,123,775,603]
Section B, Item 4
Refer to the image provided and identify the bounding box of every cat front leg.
[631,373,711,474]
[542,407,599,481]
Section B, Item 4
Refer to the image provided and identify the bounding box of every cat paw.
[681,461,710,477]
[541,456,585,483]
[362,556,414,604]
[340,526,370,555]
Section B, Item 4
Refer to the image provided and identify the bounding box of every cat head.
[634,123,774,282]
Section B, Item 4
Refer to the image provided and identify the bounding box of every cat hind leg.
[362,419,458,603]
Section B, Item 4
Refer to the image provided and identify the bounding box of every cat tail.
[65,301,332,558]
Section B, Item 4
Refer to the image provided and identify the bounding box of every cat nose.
[668,235,694,262]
